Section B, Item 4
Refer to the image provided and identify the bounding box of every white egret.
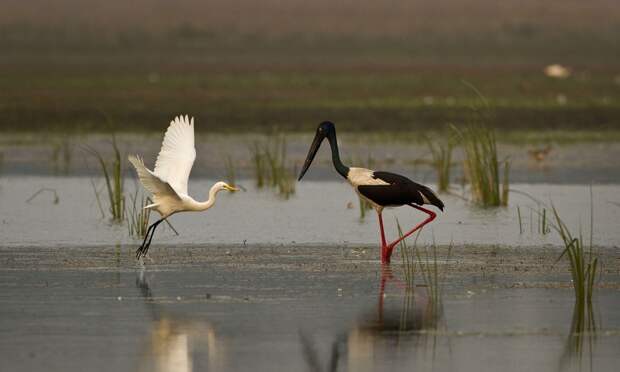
[129,115,238,259]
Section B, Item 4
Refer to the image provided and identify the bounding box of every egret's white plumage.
[154,115,196,195]
[128,115,237,258]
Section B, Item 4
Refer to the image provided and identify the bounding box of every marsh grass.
[396,219,417,289]
[551,203,598,311]
[127,190,151,238]
[539,206,551,235]
[416,240,452,318]
[426,137,454,192]
[552,191,599,365]
[395,218,450,326]
[517,204,553,235]
[454,125,509,207]
[250,135,296,199]
[84,137,125,222]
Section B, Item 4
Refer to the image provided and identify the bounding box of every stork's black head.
[298,121,337,181]
[317,121,335,136]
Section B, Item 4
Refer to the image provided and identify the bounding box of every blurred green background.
[1,0,618,133]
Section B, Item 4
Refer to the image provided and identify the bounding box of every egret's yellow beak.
[224,184,240,192]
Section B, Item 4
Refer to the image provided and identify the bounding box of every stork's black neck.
[326,131,350,179]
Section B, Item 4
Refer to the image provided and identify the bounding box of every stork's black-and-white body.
[298,121,444,264]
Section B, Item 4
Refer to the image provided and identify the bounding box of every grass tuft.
[396,219,417,289]
[426,136,454,192]
[454,124,509,207]
[551,204,598,309]
[250,134,296,199]
[126,190,151,238]
[84,137,125,222]
[552,189,598,363]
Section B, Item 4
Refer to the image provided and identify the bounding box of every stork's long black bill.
[297,132,325,181]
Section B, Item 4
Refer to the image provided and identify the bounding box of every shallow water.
[1,176,619,249]
[1,246,619,372]
[2,133,620,371]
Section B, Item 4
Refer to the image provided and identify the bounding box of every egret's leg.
[137,223,156,257]
[383,205,437,264]
[377,210,388,260]
[137,219,164,259]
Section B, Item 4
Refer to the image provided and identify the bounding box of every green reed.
[126,190,151,238]
[454,125,509,207]
[85,137,125,222]
[250,134,296,199]
[396,218,417,289]
[426,137,454,192]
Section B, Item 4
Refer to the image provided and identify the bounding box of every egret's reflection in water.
[136,271,226,372]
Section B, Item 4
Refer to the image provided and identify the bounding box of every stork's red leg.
[382,205,437,264]
[377,210,388,259]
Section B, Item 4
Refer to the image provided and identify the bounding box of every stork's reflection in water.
[299,266,448,372]
[136,271,226,372]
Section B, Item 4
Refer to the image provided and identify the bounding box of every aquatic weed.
[416,239,452,321]
[126,189,151,238]
[250,134,296,199]
[426,136,454,192]
[84,137,125,222]
[396,218,417,289]
[454,124,509,207]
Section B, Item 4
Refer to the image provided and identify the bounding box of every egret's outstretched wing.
[128,155,180,200]
[153,115,196,195]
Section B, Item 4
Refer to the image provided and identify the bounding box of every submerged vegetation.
[85,137,125,222]
[250,135,296,199]
[454,125,510,207]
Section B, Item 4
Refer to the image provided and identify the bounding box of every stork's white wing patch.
[347,167,389,187]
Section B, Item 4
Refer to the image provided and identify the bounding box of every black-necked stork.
[297,121,444,264]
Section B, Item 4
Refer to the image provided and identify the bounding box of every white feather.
[153,115,196,195]
[346,167,389,187]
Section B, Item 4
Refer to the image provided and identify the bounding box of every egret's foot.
[135,243,151,260]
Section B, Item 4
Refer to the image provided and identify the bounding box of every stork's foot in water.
[380,205,437,264]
